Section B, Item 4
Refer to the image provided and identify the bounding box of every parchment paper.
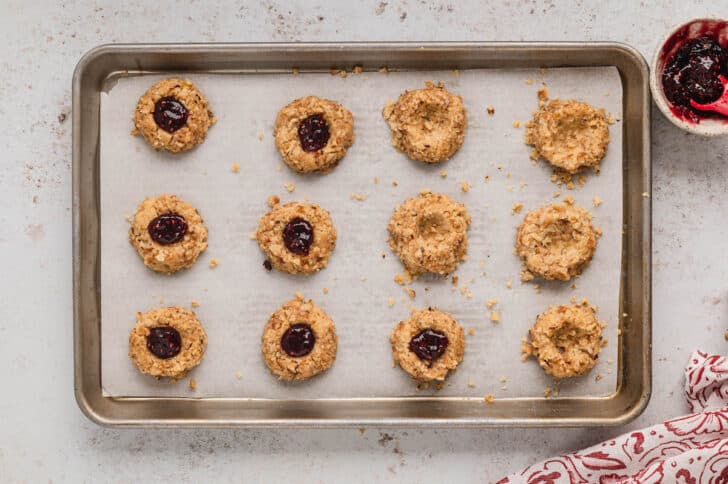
[100,66,623,399]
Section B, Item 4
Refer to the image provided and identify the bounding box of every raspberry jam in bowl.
[650,18,728,136]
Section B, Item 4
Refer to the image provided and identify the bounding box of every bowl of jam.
[650,18,728,135]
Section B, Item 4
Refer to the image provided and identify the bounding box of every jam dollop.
[281,323,315,357]
[662,36,728,119]
[153,96,189,133]
[297,114,330,152]
[148,213,188,245]
[409,328,449,361]
[146,326,182,359]
[282,217,314,255]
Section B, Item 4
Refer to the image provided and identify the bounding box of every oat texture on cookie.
[522,303,605,379]
[390,307,465,382]
[128,194,208,274]
[261,295,338,381]
[516,203,597,282]
[128,306,207,379]
[274,96,355,173]
[382,81,466,163]
[388,191,470,277]
[525,99,609,173]
[132,78,215,153]
[255,201,337,275]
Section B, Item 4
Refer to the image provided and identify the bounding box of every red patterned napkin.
[498,351,728,483]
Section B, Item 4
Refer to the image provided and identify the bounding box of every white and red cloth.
[499,351,728,483]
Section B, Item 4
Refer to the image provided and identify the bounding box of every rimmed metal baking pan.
[73,42,651,427]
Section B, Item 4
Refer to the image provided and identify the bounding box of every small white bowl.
[649,17,728,136]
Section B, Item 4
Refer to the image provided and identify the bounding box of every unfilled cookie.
[132,78,215,153]
[390,307,465,382]
[388,191,470,277]
[129,194,208,274]
[382,81,466,163]
[261,296,338,381]
[515,203,597,282]
[255,201,337,274]
[525,99,609,173]
[522,303,605,379]
[129,306,207,379]
[274,96,355,173]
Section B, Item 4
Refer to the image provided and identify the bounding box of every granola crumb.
[231,163,240,173]
[499,375,508,383]
[257,132,264,141]
[339,70,348,78]
[525,79,533,85]
[563,195,574,205]
[235,371,242,380]
[394,273,410,285]
[490,311,500,323]
[209,259,219,268]
[358,427,366,435]
[379,66,389,74]
[484,394,495,404]
[725,332,728,341]
[460,181,470,192]
[125,214,132,222]
[468,328,475,336]
[439,170,448,178]
[284,182,295,193]
[267,195,280,207]
[486,105,495,115]
[373,177,379,184]
[350,193,367,201]
[392,181,398,187]
[512,202,523,215]
[292,67,300,75]
[388,296,396,307]
[595,373,604,381]
[484,175,490,182]
[191,300,200,308]
[543,386,552,398]
[294,291,304,300]
[188,378,197,390]
[607,114,616,125]
[513,120,521,128]
[353,65,363,74]
[537,86,549,100]
[249,232,256,239]
[593,196,602,207]
[460,284,473,298]
[451,275,459,286]
[403,287,416,299]
[486,299,498,309]
[506,280,513,289]
[467,380,476,388]
[323,287,329,295]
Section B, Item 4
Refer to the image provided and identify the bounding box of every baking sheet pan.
[73,43,651,427]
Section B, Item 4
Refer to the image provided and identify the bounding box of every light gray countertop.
[2,1,727,482]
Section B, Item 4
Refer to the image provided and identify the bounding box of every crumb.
[394,273,410,285]
[350,193,367,201]
[295,291,304,300]
[505,280,513,289]
[188,378,197,390]
[460,181,470,193]
[553,191,561,198]
[340,70,348,78]
[484,175,490,182]
[563,195,574,205]
[513,120,521,128]
[460,285,473,298]
[267,195,280,207]
[490,311,500,323]
[388,296,395,307]
[497,165,503,170]
[525,79,533,85]
[159,297,165,304]
[468,328,475,336]
[566,181,575,190]
[124,214,132,222]
[571,283,577,289]
[403,287,416,299]
[191,300,200,308]
[543,386,552,398]
[642,192,650,198]
[209,259,219,268]
[486,105,495,115]
[235,371,242,380]
[373,177,379,184]
[353,65,363,74]
[451,275,459,285]
[257,132,264,141]
[277,164,282,172]
[249,232,256,240]
[330,68,339,76]
[486,299,497,309]
[725,332,728,341]
[284,182,295,192]
[439,170,447,178]
[484,394,494,404]
[607,368,613,374]
[512,202,523,214]
[593,196,602,207]
[231,163,240,173]
[392,181,398,187]
[537,86,548,100]
[292,67,300,75]
[323,287,329,294]
[595,373,604,382]
[499,375,507,383]
[607,115,616,125]
[467,380,476,388]
[379,66,389,74]
[434,382,444,391]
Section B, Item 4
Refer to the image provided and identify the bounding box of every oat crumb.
[467,380,476,388]
[513,120,521,128]
[595,373,604,381]
[284,182,295,193]
[439,170,448,178]
[209,259,219,268]
[468,328,475,336]
[451,275,459,285]
[339,70,348,78]
[379,66,389,74]
[292,67,300,75]
[388,296,396,307]
[231,163,240,173]
[499,375,508,382]
[323,287,329,295]
[191,300,200,308]
[490,311,500,323]
[373,177,379,184]
[257,132,264,141]
[350,193,367,201]
[484,394,495,404]
[294,291,304,300]
[486,299,498,309]
[403,287,416,299]
[525,79,533,85]
[593,196,602,207]
[353,65,363,74]
[460,181,470,192]
[267,195,280,207]
[188,378,197,390]
[537,86,549,100]
[235,371,242,380]
[512,202,523,214]
[563,195,574,205]
[506,280,513,289]
[486,105,495,115]
[543,386,552,398]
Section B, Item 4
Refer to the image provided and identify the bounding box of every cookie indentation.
[281,323,316,357]
[523,303,605,379]
[255,202,336,274]
[147,213,188,245]
[146,326,182,359]
[382,81,466,163]
[274,96,354,173]
[129,194,208,274]
[515,203,598,282]
[390,308,465,382]
[525,99,609,173]
[261,297,337,380]
[153,97,189,133]
[388,192,470,277]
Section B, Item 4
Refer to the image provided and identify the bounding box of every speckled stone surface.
[3,1,727,481]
